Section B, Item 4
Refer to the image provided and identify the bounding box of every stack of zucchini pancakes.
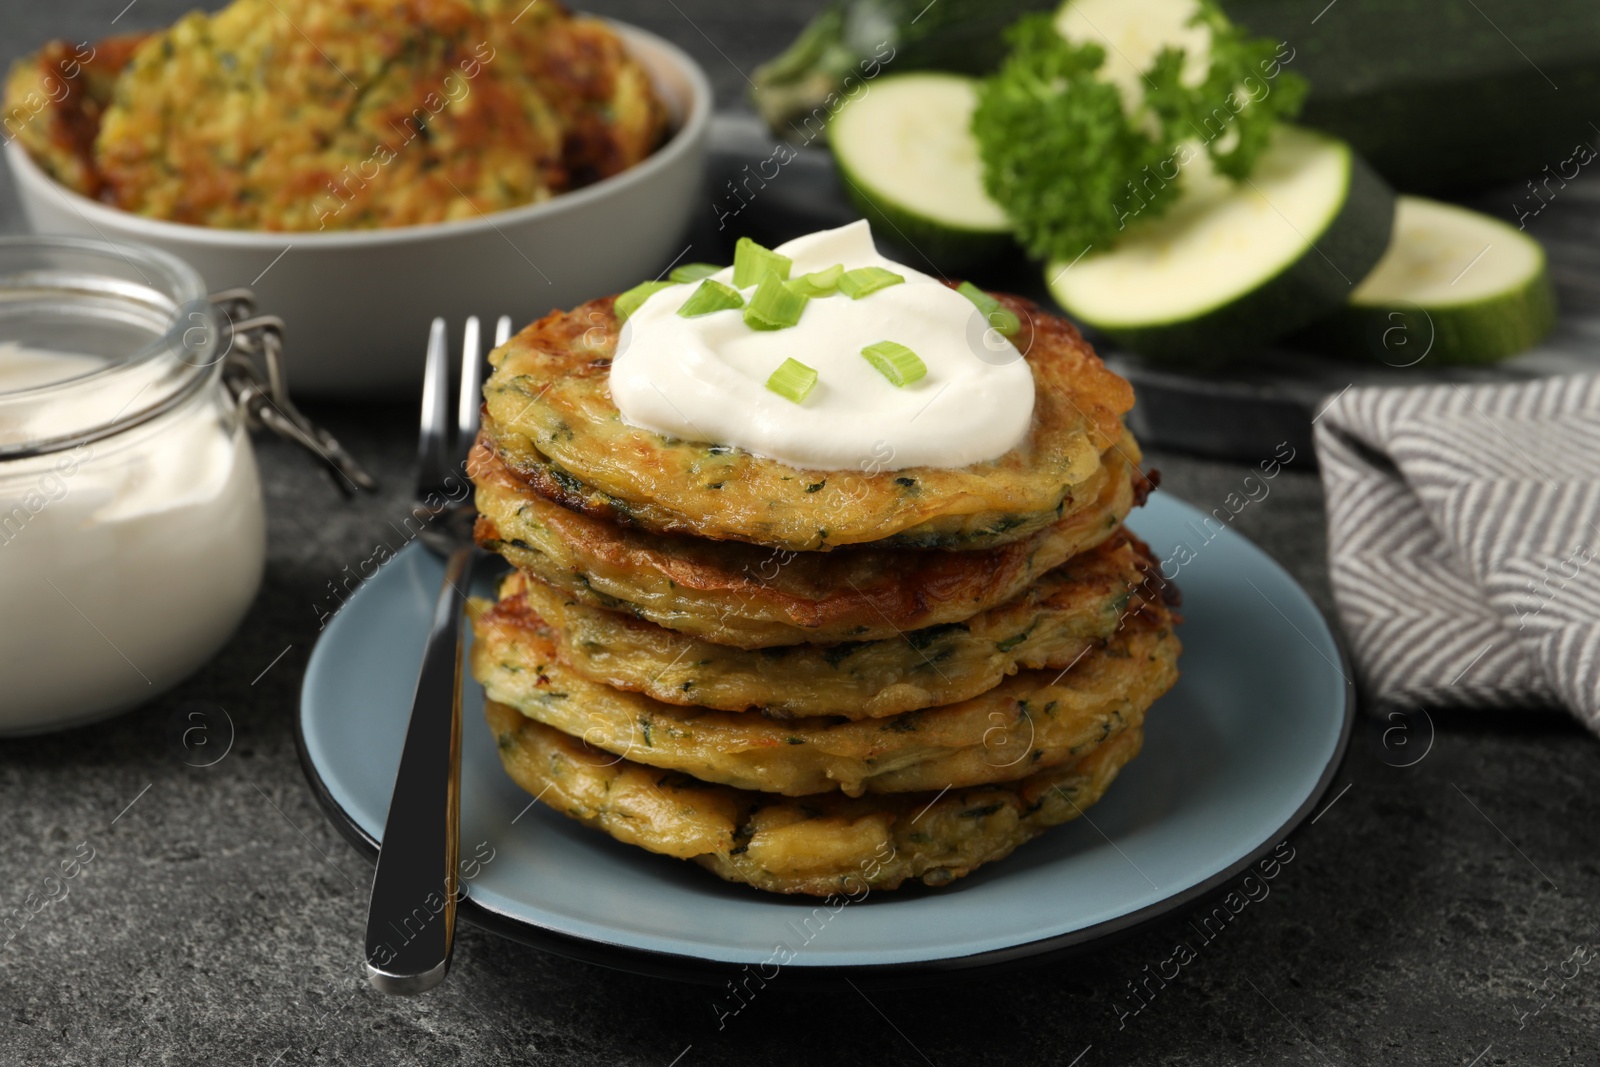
[467,257,1181,897]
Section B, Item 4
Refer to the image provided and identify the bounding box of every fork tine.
[494,314,512,347]
[457,316,482,453]
[417,316,450,495]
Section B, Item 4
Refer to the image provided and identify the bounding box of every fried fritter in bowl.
[3,0,667,230]
[481,291,1135,551]
[472,437,1143,648]
[2,35,145,200]
[483,529,1163,718]
[472,583,1177,796]
[485,704,1144,896]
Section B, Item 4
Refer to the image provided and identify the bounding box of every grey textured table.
[3,3,1598,1065]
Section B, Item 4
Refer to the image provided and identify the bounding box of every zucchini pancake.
[4,0,667,230]
[481,283,1132,552]
[487,705,1145,896]
[476,529,1165,718]
[470,438,1145,647]
[472,577,1177,797]
[471,221,1182,896]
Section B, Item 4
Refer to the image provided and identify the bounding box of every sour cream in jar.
[0,237,265,734]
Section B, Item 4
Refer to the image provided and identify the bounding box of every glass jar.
[0,236,264,734]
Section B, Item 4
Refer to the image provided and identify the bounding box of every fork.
[363,314,512,995]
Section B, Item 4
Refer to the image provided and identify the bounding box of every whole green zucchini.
[1225,0,1600,193]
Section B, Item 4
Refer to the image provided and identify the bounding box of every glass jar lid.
[0,235,221,456]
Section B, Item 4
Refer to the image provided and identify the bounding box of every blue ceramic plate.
[298,493,1353,982]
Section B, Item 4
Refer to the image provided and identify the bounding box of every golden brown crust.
[481,291,1137,551]
[479,530,1162,718]
[519,15,666,187]
[2,35,145,198]
[471,579,1178,796]
[486,702,1145,895]
[471,437,1139,647]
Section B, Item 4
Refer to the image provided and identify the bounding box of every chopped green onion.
[789,263,844,297]
[956,280,1021,337]
[838,266,905,299]
[669,262,724,284]
[614,280,673,322]
[766,358,818,403]
[733,238,792,287]
[676,279,745,318]
[860,340,927,387]
[743,272,809,330]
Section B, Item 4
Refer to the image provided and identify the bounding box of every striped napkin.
[1315,375,1600,727]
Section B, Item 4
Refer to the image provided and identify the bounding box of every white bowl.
[4,22,711,396]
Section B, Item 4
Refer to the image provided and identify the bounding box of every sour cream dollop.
[609,221,1035,472]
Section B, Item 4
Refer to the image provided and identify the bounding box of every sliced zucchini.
[1045,125,1394,361]
[830,73,1014,270]
[1306,196,1556,365]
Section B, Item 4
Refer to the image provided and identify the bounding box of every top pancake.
[481,291,1135,552]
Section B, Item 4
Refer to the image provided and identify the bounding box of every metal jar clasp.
[211,288,378,497]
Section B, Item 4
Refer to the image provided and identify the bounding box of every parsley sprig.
[972,3,1307,261]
